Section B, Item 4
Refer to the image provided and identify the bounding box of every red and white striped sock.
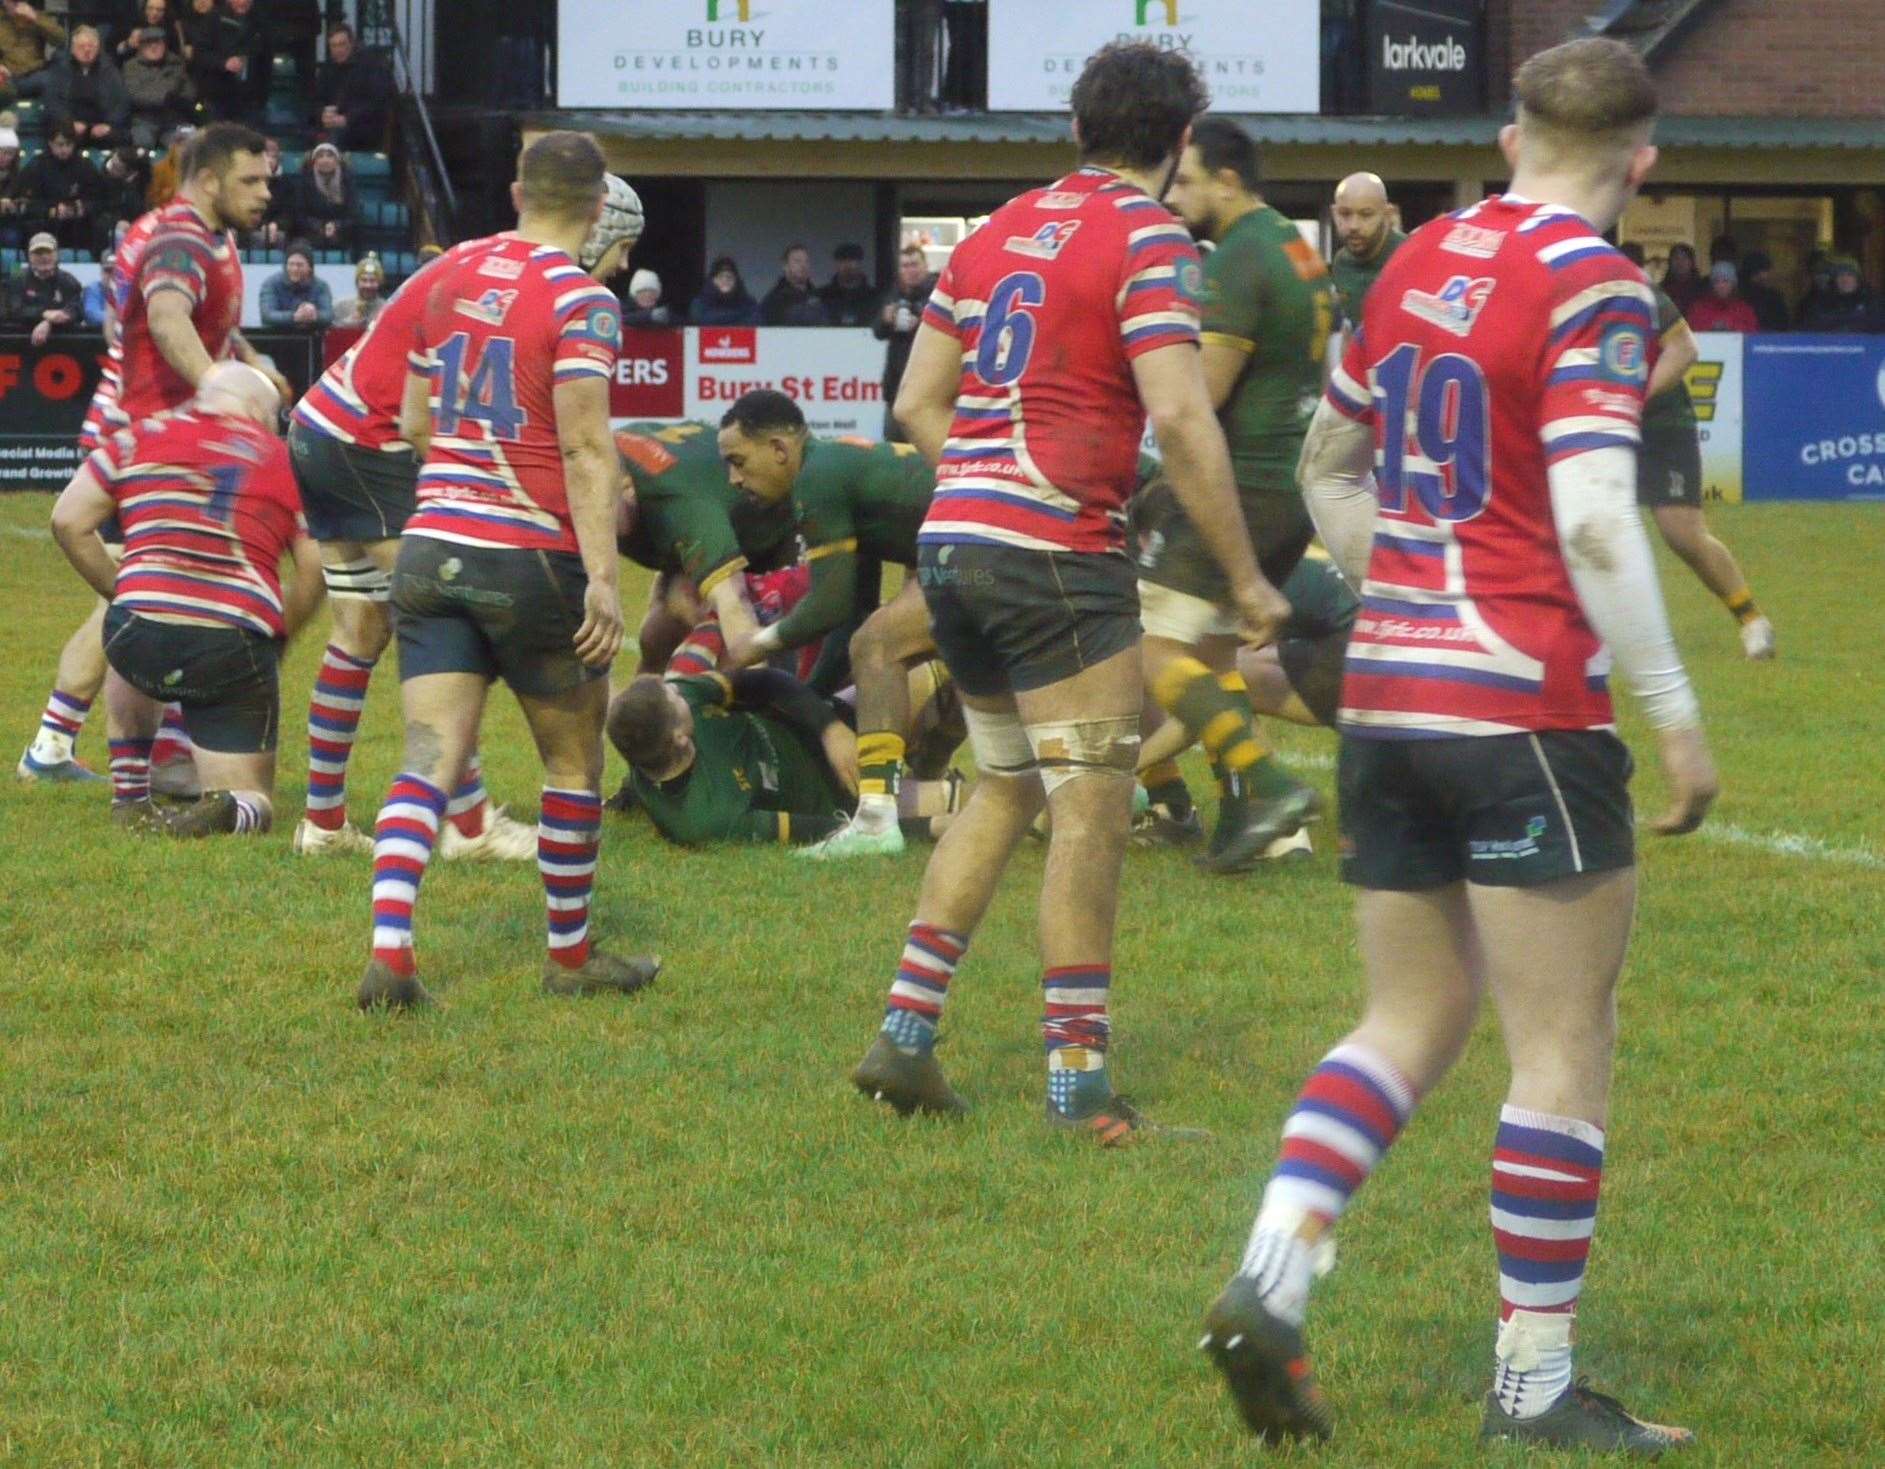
[370,774,447,977]
[446,752,492,838]
[108,736,153,804]
[540,787,602,969]
[1490,1105,1604,1419]
[150,703,192,767]
[305,644,375,830]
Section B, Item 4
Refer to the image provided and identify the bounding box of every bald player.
[1329,172,1405,331]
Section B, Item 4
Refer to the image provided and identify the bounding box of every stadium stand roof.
[537,110,1885,153]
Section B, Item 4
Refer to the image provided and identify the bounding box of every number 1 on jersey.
[1375,342,1491,522]
[432,331,526,441]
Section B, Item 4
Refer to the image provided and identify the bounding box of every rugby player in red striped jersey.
[355,132,658,1012]
[847,43,1289,1140]
[50,362,323,838]
[1201,40,1714,1455]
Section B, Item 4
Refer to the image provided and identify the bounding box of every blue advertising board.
[1743,336,1885,501]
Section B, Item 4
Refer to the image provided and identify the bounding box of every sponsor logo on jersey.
[1005,220,1082,260]
[476,255,525,280]
[1440,223,1507,260]
[454,288,519,326]
[1035,191,1087,211]
[1598,323,1648,383]
[1401,275,1495,338]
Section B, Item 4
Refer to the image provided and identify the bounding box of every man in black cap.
[819,241,877,327]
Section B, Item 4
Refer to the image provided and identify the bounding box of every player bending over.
[49,363,322,836]
[1199,39,1715,1456]
[714,388,940,859]
[287,174,646,859]
[355,132,658,1011]
[848,42,1286,1141]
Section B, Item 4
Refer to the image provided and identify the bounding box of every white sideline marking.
[1695,822,1883,871]
[5,526,51,541]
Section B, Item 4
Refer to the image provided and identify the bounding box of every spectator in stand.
[82,264,109,325]
[760,243,829,326]
[691,254,759,326]
[1685,260,1759,333]
[260,239,332,328]
[315,23,392,152]
[44,27,131,146]
[93,143,148,250]
[144,123,192,206]
[243,133,290,248]
[181,0,220,92]
[123,27,193,149]
[7,231,82,345]
[16,121,100,251]
[291,140,355,249]
[200,0,268,123]
[0,126,25,245]
[332,252,385,327]
[0,0,67,102]
[1661,241,1702,313]
[118,0,187,64]
[940,0,988,111]
[818,242,877,326]
[266,0,322,98]
[873,242,933,441]
[1795,249,1833,323]
[1739,250,1790,332]
[623,267,673,327]
[1797,256,1878,333]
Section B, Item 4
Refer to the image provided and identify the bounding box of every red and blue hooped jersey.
[404,235,622,555]
[118,201,244,422]
[918,166,1203,556]
[1326,194,1656,738]
[79,208,165,453]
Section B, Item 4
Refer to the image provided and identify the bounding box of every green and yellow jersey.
[614,421,747,596]
[1645,287,1700,437]
[1200,204,1336,492]
[764,435,934,652]
[1329,227,1406,329]
[630,672,851,847]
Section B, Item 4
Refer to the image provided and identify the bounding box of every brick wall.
[1486,0,1885,118]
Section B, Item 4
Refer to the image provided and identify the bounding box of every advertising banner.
[986,0,1319,113]
[611,327,890,437]
[0,332,321,490]
[557,0,894,110]
[1686,331,1743,504]
[1366,0,1485,115]
[1743,335,1885,501]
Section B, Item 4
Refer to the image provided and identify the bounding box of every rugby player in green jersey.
[1621,256,1775,659]
[715,389,948,860]
[1140,116,1333,871]
[1328,172,1405,331]
[613,420,761,671]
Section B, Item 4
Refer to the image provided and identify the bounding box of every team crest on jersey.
[1599,323,1648,383]
[455,288,519,326]
[1175,257,1204,301]
[1440,223,1508,259]
[477,255,526,280]
[1006,220,1082,259]
[1401,275,1496,338]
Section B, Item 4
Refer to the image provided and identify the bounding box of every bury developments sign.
[611,328,889,438]
[986,0,1319,113]
[1366,0,1484,115]
[557,0,894,110]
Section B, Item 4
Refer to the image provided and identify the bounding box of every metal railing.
[376,2,458,242]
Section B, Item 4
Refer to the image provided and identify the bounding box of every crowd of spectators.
[1652,235,1884,334]
[651,242,936,331]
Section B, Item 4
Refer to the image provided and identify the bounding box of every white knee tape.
[1026,716,1141,797]
[1138,580,1237,642]
[322,557,392,603]
[962,704,1035,779]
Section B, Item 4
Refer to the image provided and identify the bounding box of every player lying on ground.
[1136,115,1333,872]
[713,388,940,859]
[608,668,965,848]
[849,42,1288,1143]
[49,363,322,837]
[286,173,647,860]
[356,131,659,1012]
[1619,246,1775,661]
[1198,38,1716,1456]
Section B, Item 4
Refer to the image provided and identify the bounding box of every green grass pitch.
[0,491,1879,1466]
